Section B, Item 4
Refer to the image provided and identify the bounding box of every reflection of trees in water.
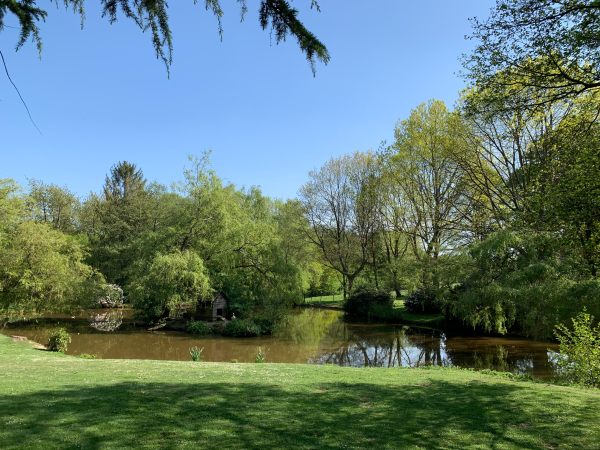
[314,327,447,368]
[313,327,551,376]
[469,346,511,373]
[89,311,123,332]
[276,309,345,346]
[443,343,545,377]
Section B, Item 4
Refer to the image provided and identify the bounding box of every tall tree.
[83,161,150,285]
[103,161,146,202]
[389,100,469,287]
[300,152,379,299]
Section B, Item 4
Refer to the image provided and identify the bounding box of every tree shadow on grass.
[0,379,597,449]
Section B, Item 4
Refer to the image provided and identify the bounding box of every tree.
[129,249,212,322]
[0,179,24,241]
[389,100,469,288]
[0,221,101,323]
[524,105,600,276]
[375,166,414,297]
[456,89,572,226]
[300,152,379,299]
[0,0,329,73]
[26,180,79,233]
[465,0,600,109]
[82,161,151,285]
[103,161,146,202]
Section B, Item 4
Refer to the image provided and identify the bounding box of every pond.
[2,308,559,379]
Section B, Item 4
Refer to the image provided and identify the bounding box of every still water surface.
[3,309,558,379]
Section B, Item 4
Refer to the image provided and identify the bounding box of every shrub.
[255,347,266,363]
[222,319,262,337]
[47,328,71,353]
[554,310,600,387]
[344,288,393,318]
[405,287,440,314]
[187,320,212,336]
[189,346,204,362]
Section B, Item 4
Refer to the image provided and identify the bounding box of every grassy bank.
[303,295,444,327]
[1,335,599,449]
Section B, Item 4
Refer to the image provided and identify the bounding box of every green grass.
[304,295,443,326]
[1,335,599,449]
[392,299,445,326]
[303,294,344,308]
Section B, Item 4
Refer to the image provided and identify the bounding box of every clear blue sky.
[1,0,494,200]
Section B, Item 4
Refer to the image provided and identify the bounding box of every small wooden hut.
[196,292,229,321]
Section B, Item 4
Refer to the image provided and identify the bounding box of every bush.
[222,319,262,337]
[405,288,440,314]
[554,310,600,387]
[187,320,212,336]
[344,288,393,318]
[47,328,71,353]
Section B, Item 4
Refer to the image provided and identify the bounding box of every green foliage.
[47,328,71,353]
[344,288,393,318]
[77,353,97,359]
[26,180,79,233]
[129,249,212,322]
[187,321,212,336]
[222,319,262,337]
[255,347,265,363]
[405,288,440,314]
[554,310,600,387]
[0,221,102,321]
[443,230,600,338]
[189,346,203,362]
[465,0,600,108]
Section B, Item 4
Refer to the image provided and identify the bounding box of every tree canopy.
[465,0,600,109]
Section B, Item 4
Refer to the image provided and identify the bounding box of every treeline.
[1,93,598,339]
[0,156,314,329]
[301,95,600,339]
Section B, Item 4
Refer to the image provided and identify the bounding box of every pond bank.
[1,334,598,450]
[2,309,560,379]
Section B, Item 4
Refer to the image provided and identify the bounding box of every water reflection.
[89,310,124,332]
[3,309,558,379]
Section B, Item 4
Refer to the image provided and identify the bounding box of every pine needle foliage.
[0,0,329,74]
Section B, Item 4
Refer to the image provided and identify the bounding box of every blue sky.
[1,0,494,200]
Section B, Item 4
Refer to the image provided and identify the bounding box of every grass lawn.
[303,294,345,308]
[1,335,599,449]
[304,295,444,326]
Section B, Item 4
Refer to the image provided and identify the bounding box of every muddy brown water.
[2,309,559,379]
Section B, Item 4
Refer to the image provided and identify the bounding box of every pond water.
[3,309,559,379]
